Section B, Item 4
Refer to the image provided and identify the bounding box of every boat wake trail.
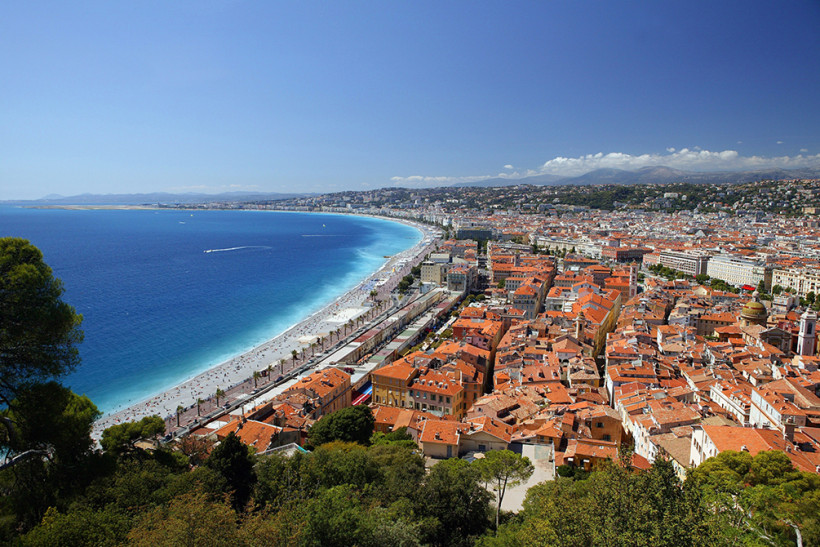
[203,246,271,253]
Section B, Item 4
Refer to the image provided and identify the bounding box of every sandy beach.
[92,214,439,437]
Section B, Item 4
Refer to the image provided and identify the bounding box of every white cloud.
[801,148,809,153]
[504,164,515,170]
[537,148,820,176]
[389,148,820,188]
[777,140,784,144]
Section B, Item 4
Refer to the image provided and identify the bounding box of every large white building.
[657,251,710,277]
[772,268,820,297]
[706,254,772,290]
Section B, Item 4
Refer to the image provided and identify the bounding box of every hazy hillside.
[3,191,309,206]
[451,166,820,188]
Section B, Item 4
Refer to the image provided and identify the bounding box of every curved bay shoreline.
[90,212,439,437]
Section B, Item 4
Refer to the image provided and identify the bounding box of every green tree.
[255,451,308,508]
[644,457,713,547]
[126,491,242,546]
[397,275,414,294]
[240,502,308,547]
[21,505,131,547]
[215,387,225,407]
[0,238,85,481]
[0,238,84,408]
[370,426,415,448]
[689,450,820,546]
[2,382,99,470]
[416,458,492,547]
[206,431,257,510]
[301,442,381,494]
[307,405,375,447]
[508,478,596,547]
[368,443,426,506]
[2,382,102,528]
[302,485,370,547]
[366,509,423,547]
[477,450,534,531]
[100,415,165,458]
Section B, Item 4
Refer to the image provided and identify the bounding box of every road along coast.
[92,216,439,438]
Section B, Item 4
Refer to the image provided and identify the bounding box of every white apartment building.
[772,268,820,297]
[706,254,772,290]
[421,261,449,285]
[658,251,710,277]
[709,381,751,425]
[748,387,806,432]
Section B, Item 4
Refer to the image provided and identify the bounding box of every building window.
[596,422,604,428]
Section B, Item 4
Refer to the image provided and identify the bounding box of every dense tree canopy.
[0,238,83,409]
[206,431,257,510]
[307,404,375,447]
[99,415,165,458]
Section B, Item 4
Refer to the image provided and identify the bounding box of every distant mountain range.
[4,191,309,206]
[451,166,820,188]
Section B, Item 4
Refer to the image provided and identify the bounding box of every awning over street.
[352,382,372,405]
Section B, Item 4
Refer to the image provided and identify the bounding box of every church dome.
[740,300,767,323]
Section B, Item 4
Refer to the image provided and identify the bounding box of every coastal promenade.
[92,217,439,438]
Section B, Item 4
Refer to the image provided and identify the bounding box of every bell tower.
[797,310,817,356]
[629,263,638,298]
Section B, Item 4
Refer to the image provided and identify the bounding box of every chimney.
[783,417,796,443]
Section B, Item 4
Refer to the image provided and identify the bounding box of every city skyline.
[2,1,819,200]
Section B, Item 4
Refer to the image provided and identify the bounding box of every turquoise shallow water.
[0,208,420,413]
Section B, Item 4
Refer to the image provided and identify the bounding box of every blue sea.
[0,207,420,414]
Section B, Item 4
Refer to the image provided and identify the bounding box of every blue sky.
[2,1,819,199]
